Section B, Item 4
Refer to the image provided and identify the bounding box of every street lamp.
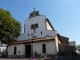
[31,34,34,54]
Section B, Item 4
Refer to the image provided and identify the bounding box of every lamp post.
[31,34,34,54]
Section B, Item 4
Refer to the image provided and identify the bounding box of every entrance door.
[25,45,31,58]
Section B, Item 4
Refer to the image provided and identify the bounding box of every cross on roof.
[34,7,35,11]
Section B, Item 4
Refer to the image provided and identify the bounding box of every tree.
[0,8,22,44]
[75,46,78,50]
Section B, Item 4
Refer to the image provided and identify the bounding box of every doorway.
[25,44,31,58]
[42,44,46,54]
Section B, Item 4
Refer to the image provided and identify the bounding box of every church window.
[14,46,17,55]
[28,34,29,37]
[18,51,20,53]
[42,44,46,54]
[41,31,42,35]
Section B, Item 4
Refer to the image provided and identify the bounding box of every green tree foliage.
[0,8,22,44]
[75,46,78,50]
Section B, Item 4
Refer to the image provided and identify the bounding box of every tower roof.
[29,8,40,18]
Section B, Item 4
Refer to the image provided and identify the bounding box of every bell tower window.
[31,24,38,29]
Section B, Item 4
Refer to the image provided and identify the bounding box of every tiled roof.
[9,36,55,45]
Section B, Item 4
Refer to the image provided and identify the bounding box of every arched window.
[41,31,42,35]
[14,46,17,55]
[42,44,46,54]
[28,33,29,37]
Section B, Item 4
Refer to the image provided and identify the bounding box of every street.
[0,55,80,60]
[0,58,29,60]
[51,55,80,60]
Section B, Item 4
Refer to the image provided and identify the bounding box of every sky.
[0,0,80,45]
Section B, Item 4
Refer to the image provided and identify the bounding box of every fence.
[59,44,73,56]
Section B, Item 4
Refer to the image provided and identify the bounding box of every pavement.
[51,55,80,60]
[0,55,80,60]
[0,58,29,60]
[0,58,45,60]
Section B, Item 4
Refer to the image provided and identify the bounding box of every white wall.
[17,15,57,41]
[69,41,76,46]
[0,47,6,51]
[33,40,57,55]
[8,40,58,56]
[55,36,59,52]
[8,44,25,55]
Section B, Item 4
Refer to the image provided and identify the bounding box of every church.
[8,9,72,58]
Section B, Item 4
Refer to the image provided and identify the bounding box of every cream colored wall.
[17,16,57,41]
[46,20,53,30]
[55,36,59,52]
[33,40,57,55]
[8,37,59,56]
[8,44,25,55]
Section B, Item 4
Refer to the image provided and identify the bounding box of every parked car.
[76,50,80,54]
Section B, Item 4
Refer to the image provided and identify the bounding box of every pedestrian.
[34,51,38,58]
[31,53,36,60]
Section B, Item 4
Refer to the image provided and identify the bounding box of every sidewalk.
[51,55,80,60]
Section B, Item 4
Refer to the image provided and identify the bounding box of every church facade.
[8,9,66,58]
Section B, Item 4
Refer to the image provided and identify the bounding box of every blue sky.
[0,0,80,45]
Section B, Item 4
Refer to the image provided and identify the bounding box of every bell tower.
[29,8,40,18]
